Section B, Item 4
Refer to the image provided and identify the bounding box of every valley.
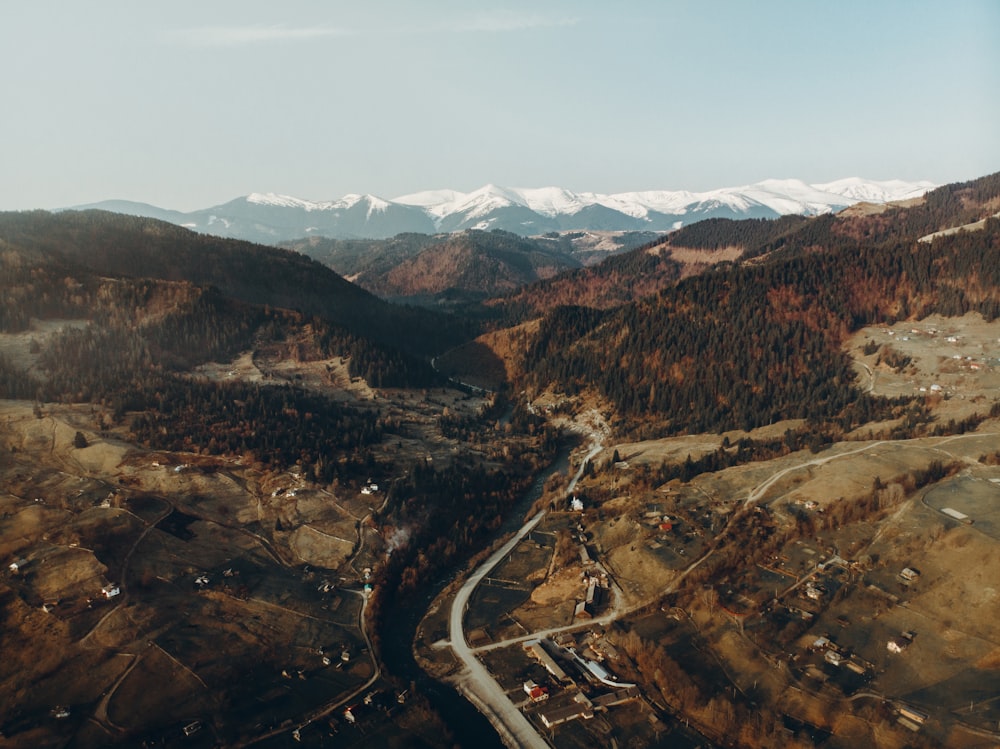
[414,314,1000,749]
[0,171,999,748]
[0,351,505,747]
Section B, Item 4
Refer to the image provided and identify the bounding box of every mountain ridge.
[68,178,935,243]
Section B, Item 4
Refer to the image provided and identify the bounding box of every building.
[898,705,928,725]
[810,636,831,651]
[538,694,594,728]
[523,681,549,702]
[941,507,972,523]
[593,639,620,662]
[591,685,640,708]
[524,640,568,682]
[887,631,915,654]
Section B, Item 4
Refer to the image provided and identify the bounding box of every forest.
[0,249,445,485]
[0,210,472,360]
[517,176,1000,438]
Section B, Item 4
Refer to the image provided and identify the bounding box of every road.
[442,422,923,749]
[445,433,605,748]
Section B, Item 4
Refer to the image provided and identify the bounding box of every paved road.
[445,436,605,748]
[448,509,551,749]
[445,435,896,747]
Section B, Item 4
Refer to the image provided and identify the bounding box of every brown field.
[0,324,501,746]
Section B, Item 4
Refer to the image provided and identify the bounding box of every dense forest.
[518,172,1000,437]
[0,223,458,482]
[486,240,683,323]
[666,214,809,254]
[286,229,580,299]
[0,210,472,359]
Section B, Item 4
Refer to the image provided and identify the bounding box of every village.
[416,399,1000,748]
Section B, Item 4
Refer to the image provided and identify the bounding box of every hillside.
[2,172,999,749]
[0,210,471,361]
[283,230,664,305]
[505,172,1000,438]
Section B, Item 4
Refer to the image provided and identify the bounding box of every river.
[378,442,575,748]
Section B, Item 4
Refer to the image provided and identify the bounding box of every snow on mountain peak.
[229,178,937,238]
[247,192,316,209]
[813,178,937,203]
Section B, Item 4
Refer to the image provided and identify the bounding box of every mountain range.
[70,178,934,244]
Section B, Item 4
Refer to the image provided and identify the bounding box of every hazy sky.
[3,1,998,210]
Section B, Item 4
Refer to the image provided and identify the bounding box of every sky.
[2,1,998,211]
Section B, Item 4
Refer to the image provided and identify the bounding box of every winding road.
[445,435,605,748]
[443,434,904,747]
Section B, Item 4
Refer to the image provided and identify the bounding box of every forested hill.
[518,171,1000,438]
[284,229,583,299]
[485,240,684,323]
[0,210,472,359]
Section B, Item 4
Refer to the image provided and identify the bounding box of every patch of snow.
[393,188,466,207]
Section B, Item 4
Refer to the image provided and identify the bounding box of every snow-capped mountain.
[69,178,935,243]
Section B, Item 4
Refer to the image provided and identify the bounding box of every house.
[539,695,594,728]
[570,496,584,512]
[102,584,121,599]
[810,636,831,651]
[805,583,825,600]
[824,650,843,667]
[8,558,28,573]
[539,703,593,728]
[592,685,640,707]
[523,681,549,702]
[899,567,921,583]
[888,631,915,654]
[845,659,868,675]
[593,639,620,662]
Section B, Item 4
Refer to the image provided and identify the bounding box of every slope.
[0,210,471,360]
[515,172,1000,437]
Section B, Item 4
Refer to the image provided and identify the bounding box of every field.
[0,320,502,747]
